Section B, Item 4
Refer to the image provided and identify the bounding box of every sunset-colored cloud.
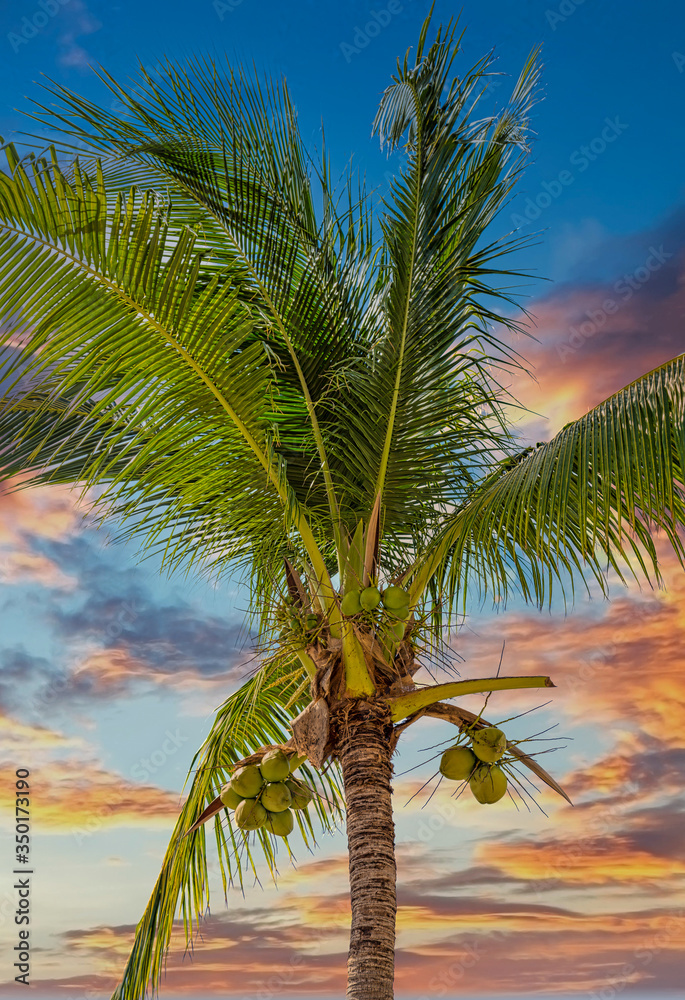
[0,474,85,545]
[66,644,250,701]
[506,246,685,440]
[25,759,183,831]
[0,549,78,589]
[17,899,683,998]
[449,541,685,747]
[0,712,85,754]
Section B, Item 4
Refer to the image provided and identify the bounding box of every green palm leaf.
[324,25,542,552]
[406,353,685,618]
[0,142,336,605]
[111,657,343,1000]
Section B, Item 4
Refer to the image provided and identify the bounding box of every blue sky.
[1,1,685,997]
[2,0,684,287]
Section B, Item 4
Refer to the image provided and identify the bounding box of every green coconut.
[266,808,294,837]
[306,613,319,630]
[439,745,478,781]
[390,620,406,641]
[469,764,508,804]
[471,727,507,763]
[359,586,381,611]
[341,590,362,616]
[261,781,292,813]
[230,764,264,799]
[382,585,410,612]
[288,753,307,773]
[219,784,243,810]
[234,798,268,830]
[260,749,290,783]
[286,777,313,810]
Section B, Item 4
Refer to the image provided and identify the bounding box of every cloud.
[0,529,253,711]
[505,209,685,441]
[15,897,684,998]
[0,475,85,546]
[450,540,685,748]
[56,0,103,69]
[25,759,183,832]
[0,711,84,756]
[0,549,78,589]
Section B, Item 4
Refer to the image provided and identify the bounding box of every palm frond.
[26,59,383,529]
[324,19,542,556]
[0,142,335,603]
[406,353,685,620]
[112,657,343,1000]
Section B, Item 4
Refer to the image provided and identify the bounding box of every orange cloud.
[449,541,685,748]
[25,759,183,832]
[506,248,685,439]
[485,835,685,888]
[67,645,248,703]
[15,900,684,998]
[0,549,77,589]
[0,474,85,545]
[0,712,85,754]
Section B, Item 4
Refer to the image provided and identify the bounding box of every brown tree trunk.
[337,698,396,1000]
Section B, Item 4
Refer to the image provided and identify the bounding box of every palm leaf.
[112,656,343,1000]
[324,23,542,559]
[405,353,685,619]
[0,142,336,608]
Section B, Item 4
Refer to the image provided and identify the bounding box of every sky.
[0,0,684,998]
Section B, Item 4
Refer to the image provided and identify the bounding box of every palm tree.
[1,14,684,1000]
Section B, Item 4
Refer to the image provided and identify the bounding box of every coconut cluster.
[341,584,411,640]
[219,749,313,837]
[278,598,320,643]
[439,726,509,804]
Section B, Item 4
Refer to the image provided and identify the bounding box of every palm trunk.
[338,699,397,1000]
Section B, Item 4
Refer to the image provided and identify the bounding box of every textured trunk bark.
[338,699,396,1000]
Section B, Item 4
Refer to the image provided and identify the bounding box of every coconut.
[439,745,478,781]
[386,604,411,623]
[359,586,381,611]
[469,764,508,804]
[390,620,406,642]
[234,798,268,830]
[286,777,313,810]
[341,590,362,616]
[219,784,243,810]
[288,753,307,773]
[260,749,290,783]
[382,585,410,612]
[230,764,264,799]
[471,727,507,763]
[266,808,294,837]
[306,613,318,630]
[261,781,292,813]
